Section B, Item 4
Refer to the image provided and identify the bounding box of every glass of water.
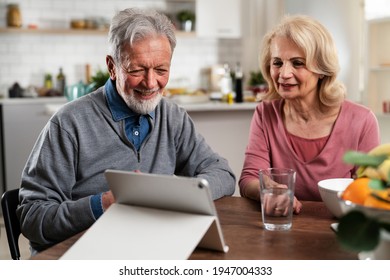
[259,168,296,231]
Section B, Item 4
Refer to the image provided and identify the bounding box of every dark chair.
[1,189,21,260]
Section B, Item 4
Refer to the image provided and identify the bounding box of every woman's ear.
[106,55,116,80]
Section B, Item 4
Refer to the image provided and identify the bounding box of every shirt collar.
[104,79,155,121]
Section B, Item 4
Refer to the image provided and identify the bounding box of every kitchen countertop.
[178,101,258,112]
[0,97,67,105]
[0,97,259,113]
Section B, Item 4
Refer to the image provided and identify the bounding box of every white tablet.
[104,169,216,216]
[61,169,228,259]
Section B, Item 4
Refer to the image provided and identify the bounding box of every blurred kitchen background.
[0,0,247,98]
[0,0,385,100]
[0,0,390,198]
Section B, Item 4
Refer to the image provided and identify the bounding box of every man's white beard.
[123,92,162,115]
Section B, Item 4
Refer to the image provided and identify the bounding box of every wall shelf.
[0,27,109,35]
[0,27,196,37]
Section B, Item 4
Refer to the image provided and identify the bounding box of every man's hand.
[102,191,115,211]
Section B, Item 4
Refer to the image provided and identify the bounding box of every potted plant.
[337,145,390,259]
[90,69,110,91]
[248,70,267,99]
[176,10,195,32]
[248,70,265,87]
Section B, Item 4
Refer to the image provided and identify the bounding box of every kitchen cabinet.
[186,104,255,196]
[0,98,67,196]
[364,17,390,115]
[196,0,241,38]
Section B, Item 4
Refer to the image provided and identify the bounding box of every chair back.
[1,189,21,260]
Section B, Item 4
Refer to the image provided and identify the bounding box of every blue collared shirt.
[105,78,154,150]
[91,79,154,219]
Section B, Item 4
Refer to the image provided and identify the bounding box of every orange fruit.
[342,177,371,205]
[363,190,390,210]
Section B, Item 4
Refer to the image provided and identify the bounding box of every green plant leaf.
[248,71,265,86]
[176,10,195,22]
[336,210,380,251]
[343,151,387,167]
[90,70,110,90]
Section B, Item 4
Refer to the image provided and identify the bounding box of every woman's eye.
[272,61,283,67]
[292,60,305,67]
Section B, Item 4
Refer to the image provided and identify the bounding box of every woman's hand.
[293,196,302,214]
[262,189,291,216]
[260,180,303,216]
[242,179,303,214]
[262,193,302,216]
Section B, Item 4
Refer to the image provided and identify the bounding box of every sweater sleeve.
[16,119,97,252]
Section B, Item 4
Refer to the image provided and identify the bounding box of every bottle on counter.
[85,64,91,84]
[220,63,233,103]
[234,62,243,103]
[44,73,53,89]
[56,67,66,95]
[8,82,24,98]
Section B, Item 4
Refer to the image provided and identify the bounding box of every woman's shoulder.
[341,99,374,116]
[339,100,378,128]
[253,99,284,125]
[257,99,282,109]
[256,99,283,115]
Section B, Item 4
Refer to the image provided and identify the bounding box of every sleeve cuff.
[90,193,104,219]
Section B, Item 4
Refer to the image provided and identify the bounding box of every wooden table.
[31,197,357,260]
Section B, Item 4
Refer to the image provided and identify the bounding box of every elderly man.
[17,8,235,253]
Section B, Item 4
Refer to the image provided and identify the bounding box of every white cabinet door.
[1,100,65,192]
[196,0,241,38]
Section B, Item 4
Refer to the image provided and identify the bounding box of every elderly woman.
[239,15,380,213]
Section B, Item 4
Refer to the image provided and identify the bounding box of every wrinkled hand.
[102,170,141,211]
[262,185,302,216]
[293,197,302,214]
[102,190,115,211]
[262,190,291,216]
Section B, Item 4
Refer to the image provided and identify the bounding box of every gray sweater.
[17,87,235,252]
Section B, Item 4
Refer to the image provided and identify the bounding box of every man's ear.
[106,55,116,80]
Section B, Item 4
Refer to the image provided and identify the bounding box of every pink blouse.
[239,99,380,201]
[287,132,329,162]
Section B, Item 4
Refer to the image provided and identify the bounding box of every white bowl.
[318,178,353,218]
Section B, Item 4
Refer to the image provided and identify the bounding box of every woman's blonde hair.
[259,14,345,106]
